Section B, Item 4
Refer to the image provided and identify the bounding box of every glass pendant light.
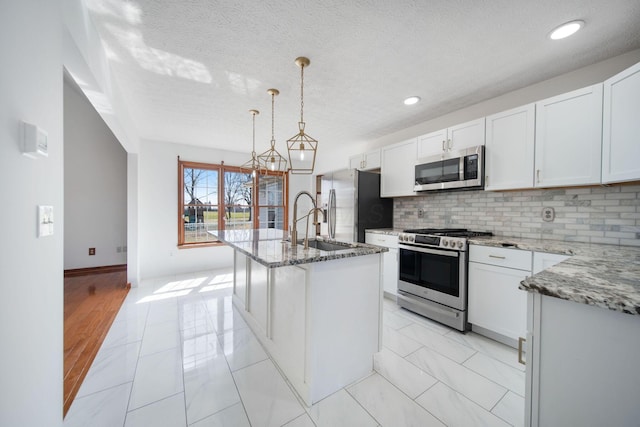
[258,88,288,173]
[287,57,318,174]
[240,109,264,178]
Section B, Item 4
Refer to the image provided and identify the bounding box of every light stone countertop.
[365,228,404,236]
[211,229,387,268]
[469,236,640,316]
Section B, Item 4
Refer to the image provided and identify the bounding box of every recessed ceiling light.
[549,20,584,40]
[404,96,421,105]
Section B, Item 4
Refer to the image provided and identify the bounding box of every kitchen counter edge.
[212,229,387,268]
[468,236,640,316]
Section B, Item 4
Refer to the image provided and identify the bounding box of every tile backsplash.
[394,184,640,246]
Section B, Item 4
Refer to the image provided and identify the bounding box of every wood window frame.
[177,158,289,248]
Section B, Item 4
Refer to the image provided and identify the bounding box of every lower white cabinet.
[525,293,640,426]
[468,245,532,346]
[232,252,382,406]
[532,251,569,274]
[365,232,398,296]
[468,259,529,344]
[233,251,248,310]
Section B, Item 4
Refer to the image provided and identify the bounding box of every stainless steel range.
[397,228,492,331]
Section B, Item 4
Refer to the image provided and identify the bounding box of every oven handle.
[399,243,459,258]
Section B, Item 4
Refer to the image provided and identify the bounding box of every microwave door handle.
[459,156,465,181]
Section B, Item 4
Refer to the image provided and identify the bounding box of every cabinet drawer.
[365,232,399,249]
[469,245,532,271]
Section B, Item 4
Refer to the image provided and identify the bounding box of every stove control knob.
[442,240,449,247]
[409,235,415,243]
[457,241,464,249]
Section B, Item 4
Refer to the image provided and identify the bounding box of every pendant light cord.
[271,92,276,148]
[299,64,305,123]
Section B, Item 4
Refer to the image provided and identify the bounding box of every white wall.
[64,78,127,269]
[0,2,64,426]
[138,139,253,278]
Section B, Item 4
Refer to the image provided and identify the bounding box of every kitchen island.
[211,229,387,406]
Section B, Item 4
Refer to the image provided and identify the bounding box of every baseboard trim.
[64,264,127,277]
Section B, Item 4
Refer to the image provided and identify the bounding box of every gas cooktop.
[403,228,493,238]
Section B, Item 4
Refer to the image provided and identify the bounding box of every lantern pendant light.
[240,109,264,178]
[287,57,318,174]
[258,89,288,173]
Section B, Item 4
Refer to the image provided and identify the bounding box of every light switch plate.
[38,205,54,237]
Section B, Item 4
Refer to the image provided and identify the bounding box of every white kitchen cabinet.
[485,104,535,190]
[349,149,381,171]
[233,251,248,310]
[365,232,398,297]
[232,252,382,406]
[534,84,603,187]
[247,258,269,335]
[270,265,307,385]
[417,118,485,159]
[532,251,569,274]
[380,138,417,197]
[525,293,640,426]
[468,245,532,345]
[602,61,640,184]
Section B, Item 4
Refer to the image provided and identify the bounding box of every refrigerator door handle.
[328,188,336,239]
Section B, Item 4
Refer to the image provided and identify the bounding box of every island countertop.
[211,229,387,268]
[468,235,640,316]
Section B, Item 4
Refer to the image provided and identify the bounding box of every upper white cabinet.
[349,149,381,171]
[380,138,417,197]
[417,118,485,159]
[485,104,536,190]
[602,61,640,184]
[534,84,603,188]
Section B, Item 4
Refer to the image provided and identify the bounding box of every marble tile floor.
[64,268,525,427]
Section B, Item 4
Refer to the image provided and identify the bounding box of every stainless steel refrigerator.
[318,169,393,243]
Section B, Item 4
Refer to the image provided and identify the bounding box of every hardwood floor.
[63,268,129,416]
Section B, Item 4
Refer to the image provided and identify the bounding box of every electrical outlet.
[542,207,555,222]
[418,208,424,218]
[117,246,122,253]
[89,247,96,256]
[123,246,127,253]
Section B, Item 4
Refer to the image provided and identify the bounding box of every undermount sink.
[297,239,355,251]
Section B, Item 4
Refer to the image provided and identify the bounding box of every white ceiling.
[84,0,640,155]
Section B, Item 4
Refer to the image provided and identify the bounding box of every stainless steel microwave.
[414,145,484,192]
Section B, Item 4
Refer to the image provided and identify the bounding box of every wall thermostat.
[22,121,48,158]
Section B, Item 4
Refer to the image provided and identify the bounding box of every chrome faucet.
[291,190,317,246]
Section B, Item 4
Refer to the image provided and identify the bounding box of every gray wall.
[394,184,640,246]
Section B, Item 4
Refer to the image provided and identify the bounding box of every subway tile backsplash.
[393,184,640,246]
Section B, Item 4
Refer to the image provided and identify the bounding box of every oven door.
[398,243,467,310]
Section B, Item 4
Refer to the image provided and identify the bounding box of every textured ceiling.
[84,0,640,155]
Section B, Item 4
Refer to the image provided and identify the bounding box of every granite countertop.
[469,235,640,316]
[365,228,404,236]
[211,229,387,268]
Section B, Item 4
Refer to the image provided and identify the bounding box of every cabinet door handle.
[447,139,452,150]
[442,140,446,152]
[485,175,488,186]
[536,169,540,184]
[489,255,506,259]
[518,337,526,365]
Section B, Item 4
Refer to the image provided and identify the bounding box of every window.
[178,160,288,247]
